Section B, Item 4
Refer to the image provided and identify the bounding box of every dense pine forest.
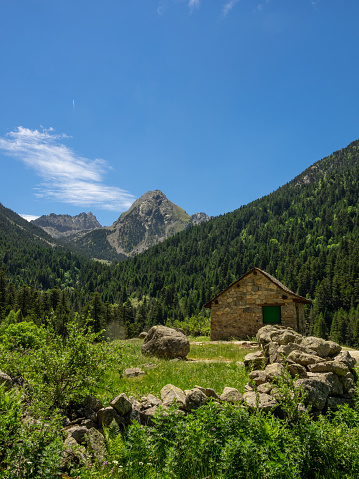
[2,139,359,344]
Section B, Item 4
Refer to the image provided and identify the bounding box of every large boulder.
[141,325,190,359]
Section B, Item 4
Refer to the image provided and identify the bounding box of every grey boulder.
[141,325,190,359]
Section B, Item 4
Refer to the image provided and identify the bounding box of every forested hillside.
[1,140,359,344]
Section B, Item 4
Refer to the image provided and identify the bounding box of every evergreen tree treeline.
[2,140,359,343]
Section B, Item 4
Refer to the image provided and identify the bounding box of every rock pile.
[243,325,358,415]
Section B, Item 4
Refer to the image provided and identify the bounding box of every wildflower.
[112,460,119,465]
[139,461,144,465]
[26,461,32,465]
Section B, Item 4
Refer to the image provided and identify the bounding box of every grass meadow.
[97,338,252,405]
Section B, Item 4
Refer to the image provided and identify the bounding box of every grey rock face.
[287,350,326,366]
[87,427,107,463]
[161,384,186,408]
[244,351,269,370]
[110,393,133,416]
[97,407,124,428]
[65,426,89,445]
[185,388,208,410]
[220,387,243,403]
[295,379,330,411]
[243,392,279,412]
[141,325,190,359]
[82,395,103,413]
[123,368,145,378]
[107,190,211,257]
[32,212,101,238]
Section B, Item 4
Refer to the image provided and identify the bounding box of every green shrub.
[0,321,46,350]
[0,384,63,478]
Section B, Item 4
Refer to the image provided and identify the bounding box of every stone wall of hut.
[210,271,306,340]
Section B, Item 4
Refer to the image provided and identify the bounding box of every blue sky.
[1,0,359,226]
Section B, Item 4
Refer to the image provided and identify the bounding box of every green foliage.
[0,314,123,409]
[167,315,211,336]
[0,321,46,350]
[0,384,63,478]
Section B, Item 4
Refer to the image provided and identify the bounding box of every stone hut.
[204,268,312,340]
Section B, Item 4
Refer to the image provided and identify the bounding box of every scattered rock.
[248,370,268,386]
[142,362,157,370]
[300,336,333,358]
[194,385,220,400]
[265,362,284,381]
[123,368,145,378]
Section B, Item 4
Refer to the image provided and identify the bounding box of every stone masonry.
[205,268,311,341]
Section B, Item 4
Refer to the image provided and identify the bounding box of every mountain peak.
[105,190,210,256]
[32,212,102,239]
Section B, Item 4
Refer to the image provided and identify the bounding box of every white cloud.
[189,0,200,13]
[222,0,239,17]
[0,127,136,212]
[20,214,40,222]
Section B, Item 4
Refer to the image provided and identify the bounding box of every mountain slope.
[65,190,212,259]
[32,212,102,238]
[105,140,359,329]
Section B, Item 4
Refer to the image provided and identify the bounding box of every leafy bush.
[166,315,211,336]
[0,321,46,350]
[0,384,63,478]
[0,314,123,409]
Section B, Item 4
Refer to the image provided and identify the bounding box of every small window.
[262,306,281,324]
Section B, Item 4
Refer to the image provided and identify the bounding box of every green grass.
[96,339,252,405]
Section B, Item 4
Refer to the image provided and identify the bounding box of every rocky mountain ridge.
[105,190,212,257]
[32,212,102,239]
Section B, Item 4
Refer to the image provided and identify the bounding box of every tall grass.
[97,339,251,404]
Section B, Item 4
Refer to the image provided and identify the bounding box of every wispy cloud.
[157,0,199,15]
[256,0,270,12]
[222,0,239,17]
[188,0,200,13]
[0,127,136,211]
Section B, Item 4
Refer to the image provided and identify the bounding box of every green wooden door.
[262,306,281,324]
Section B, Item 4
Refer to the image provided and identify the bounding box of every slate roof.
[204,267,312,308]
